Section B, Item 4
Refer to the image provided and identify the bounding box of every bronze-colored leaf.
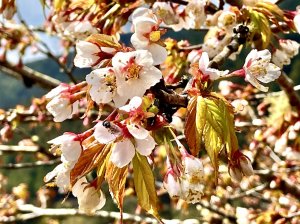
[70,143,111,186]
[184,96,201,156]
[86,33,121,49]
[105,161,128,220]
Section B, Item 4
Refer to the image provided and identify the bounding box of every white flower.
[94,120,156,168]
[243,49,281,92]
[45,83,70,99]
[94,97,156,168]
[185,0,207,29]
[64,20,98,40]
[112,50,162,102]
[198,52,229,80]
[131,8,167,65]
[86,68,127,107]
[279,39,299,56]
[44,162,75,191]
[46,95,79,122]
[48,132,82,162]
[272,39,300,68]
[74,41,115,68]
[72,177,106,214]
[163,171,181,198]
[152,2,179,25]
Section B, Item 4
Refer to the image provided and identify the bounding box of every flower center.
[104,72,117,93]
[123,57,142,81]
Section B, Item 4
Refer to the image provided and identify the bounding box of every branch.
[228,184,268,200]
[0,60,60,89]
[0,204,202,223]
[276,72,300,115]
[0,159,60,169]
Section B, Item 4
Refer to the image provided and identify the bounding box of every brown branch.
[0,60,60,89]
[0,159,60,169]
[276,72,300,115]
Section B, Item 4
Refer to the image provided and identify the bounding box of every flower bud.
[239,156,254,176]
[229,166,243,182]
[163,171,181,198]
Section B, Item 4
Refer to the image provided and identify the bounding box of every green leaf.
[195,94,239,182]
[132,153,160,220]
[248,8,271,49]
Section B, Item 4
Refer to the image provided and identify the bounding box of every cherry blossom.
[47,132,82,162]
[198,52,229,81]
[74,41,116,68]
[272,39,300,68]
[46,93,79,122]
[44,161,75,191]
[152,2,179,26]
[86,67,127,107]
[112,50,162,102]
[94,97,156,168]
[131,8,167,65]
[185,0,207,29]
[72,177,106,214]
[63,20,98,40]
[243,49,281,92]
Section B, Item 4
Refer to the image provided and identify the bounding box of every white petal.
[127,124,148,139]
[45,84,69,99]
[131,33,149,49]
[148,43,168,65]
[119,96,142,112]
[61,140,82,162]
[113,94,128,108]
[134,17,157,35]
[44,164,64,182]
[134,50,154,67]
[47,133,75,144]
[198,52,210,71]
[74,41,99,68]
[131,8,151,21]
[294,14,300,34]
[245,73,269,92]
[244,49,258,68]
[94,121,119,144]
[72,177,87,197]
[110,139,135,167]
[135,134,156,156]
[256,63,281,83]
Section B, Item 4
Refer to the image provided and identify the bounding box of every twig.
[0,159,60,169]
[16,10,78,84]
[198,200,237,222]
[0,204,201,223]
[228,184,268,200]
[0,60,60,89]
[276,72,300,115]
[254,84,300,99]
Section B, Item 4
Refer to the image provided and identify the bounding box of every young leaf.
[70,143,111,186]
[132,153,160,220]
[185,96,201,156]
[248,8,271,49]
[105,161,128,220]
[86,33,121,49]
